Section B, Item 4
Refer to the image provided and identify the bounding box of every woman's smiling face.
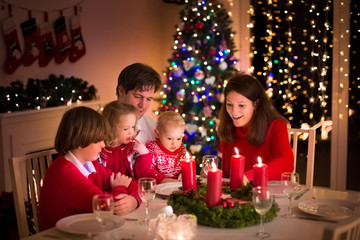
[225,91,256,127]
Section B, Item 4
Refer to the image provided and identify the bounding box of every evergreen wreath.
[167,179,280,228]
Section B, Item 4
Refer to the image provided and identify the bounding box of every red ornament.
[195,22,204,30]
[208,48,216,56]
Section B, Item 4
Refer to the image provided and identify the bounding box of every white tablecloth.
[24,183,360,240]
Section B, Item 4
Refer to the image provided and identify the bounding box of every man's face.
[118,86,155,118]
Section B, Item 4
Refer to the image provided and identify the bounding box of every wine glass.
[138,177,156,226]
[92,194,114,231]
[252,186,273,239]
[200,155,218,177]
[281,172,300,218]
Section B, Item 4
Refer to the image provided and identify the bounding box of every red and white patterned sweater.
[146,138,189,183]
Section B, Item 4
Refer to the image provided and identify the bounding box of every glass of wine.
[281,172,300,218]
[200,155,218,177]
[92,194,114,231]
[252,186,273,239]
[138,177,156,227]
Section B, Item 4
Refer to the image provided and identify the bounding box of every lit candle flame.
[257,156,262,165]
[186,152,191,161]
[211,161,217,170]
[234,147,239,155]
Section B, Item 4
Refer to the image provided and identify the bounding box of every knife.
[295,188,310,200]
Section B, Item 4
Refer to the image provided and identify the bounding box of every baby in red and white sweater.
[146,111,190,184]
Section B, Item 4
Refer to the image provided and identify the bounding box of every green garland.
[167,179,280,229]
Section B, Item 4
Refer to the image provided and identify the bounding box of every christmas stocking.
[2,17,22,73]
[38,19,55,67]
[21,18,40,66]
[54,16,71,64]
[69,15,86,62]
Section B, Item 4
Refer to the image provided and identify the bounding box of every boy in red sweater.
[146,111,190,184]
[99,101,152,179]
[39,106,140,231]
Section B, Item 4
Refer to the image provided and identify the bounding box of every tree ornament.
[203,106,213,117]
[174,67,184,77]
[193,95,199,103]
[219,61,228,71]
[176,89,185,99]
[194,70,205,80]
[186,123,198,134]
[205,76,216,85]
[195,22,204,30]
[2,17,22,74]
[184,59,195,71]
[189,144,202,153]
[21,17,40,66]
[208,48,216,56]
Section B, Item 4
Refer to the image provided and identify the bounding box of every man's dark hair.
[116,63,162,97]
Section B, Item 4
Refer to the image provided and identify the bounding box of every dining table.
[23,180,360,240]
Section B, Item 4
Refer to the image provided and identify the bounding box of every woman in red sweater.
[39,106,140,231]
[217,74,294,181]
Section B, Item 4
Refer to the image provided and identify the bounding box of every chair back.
[322,208,360,240]
[287,120,332,188]
[9,149,57,239]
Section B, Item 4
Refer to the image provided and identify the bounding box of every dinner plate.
[156,182,182,197]
[56,213,125,234]
[298,199,357,220]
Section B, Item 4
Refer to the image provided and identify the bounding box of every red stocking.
[3,17,22,73]
[21,18,40,66]
[38,13,55,67]
[54,16,71,64]
[69,15,86,62]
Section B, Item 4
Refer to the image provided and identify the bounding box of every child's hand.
[162,178,178,183]
[110,172,132,189]
[132,139,149,155]
[177,173,182,181]
[113,194,138,215]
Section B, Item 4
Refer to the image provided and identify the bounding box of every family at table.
[37,62,294,232]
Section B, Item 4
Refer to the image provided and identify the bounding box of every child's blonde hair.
[102,100,137,146]
[156,111,185,132]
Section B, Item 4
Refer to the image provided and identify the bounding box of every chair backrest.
[287,120,332,188]
[9,149,57,239]
[322,208,360,240]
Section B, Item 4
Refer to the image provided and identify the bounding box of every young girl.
[99,101,151,179]
[217,74,294,181]
[38,106,140,231]
[146,111,190,184]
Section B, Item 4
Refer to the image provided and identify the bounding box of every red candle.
[206,164,223,207]
[230,147,245,190]
[181,153,197,193]
[253,157,269,188]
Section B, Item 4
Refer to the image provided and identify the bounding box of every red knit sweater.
[38,156,141,231]
[146,139,189,184]
[99,143,152,179]
[221,119,294,181]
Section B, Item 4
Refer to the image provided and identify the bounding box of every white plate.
[56,213,125,234]
[156,182,182,197]
[298,199,357,220]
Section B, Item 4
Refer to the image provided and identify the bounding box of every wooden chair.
[322,208,360,240]
[287,121,332,188]
[9,149,57,239]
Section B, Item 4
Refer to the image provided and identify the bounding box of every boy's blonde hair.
[156,111,185,131]
[102,100,137,146]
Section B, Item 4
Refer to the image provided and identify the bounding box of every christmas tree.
[158,0,238,165]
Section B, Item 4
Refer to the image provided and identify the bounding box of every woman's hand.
[113,194,138,215]
[110,172,132,189]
